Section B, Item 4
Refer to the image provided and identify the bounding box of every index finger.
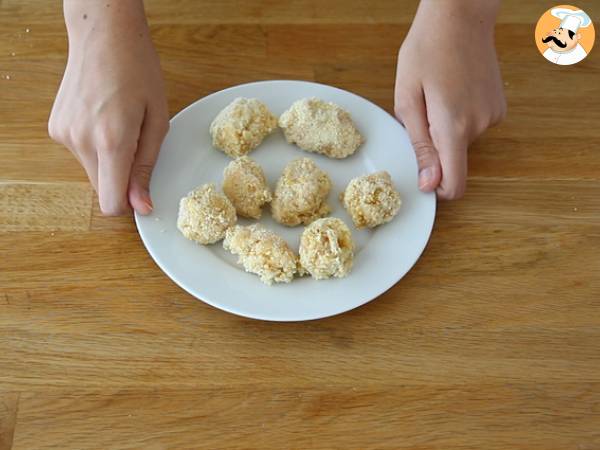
[97,137,137,216]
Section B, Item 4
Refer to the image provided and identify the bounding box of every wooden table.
[1,1,599,448]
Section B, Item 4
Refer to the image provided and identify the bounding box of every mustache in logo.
[542,35,567,48]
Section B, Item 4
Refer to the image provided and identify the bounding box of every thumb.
[128,106,169,215]
[394,89,442,192]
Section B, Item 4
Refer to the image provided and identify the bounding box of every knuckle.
[95,135,119,155]
[99,198,130,216]
[495,101,508,125]
[438,181,466,201]
[157,119,170,136]
[68,128,89,151]
[412,141,437,165]
[428,125,443,146]
[393,103,406,118]
[429,112,470,144]
[132,163,154,184]
[48,119,66,143]
[156,121,170,138]
[100,206,128,216]
[438,189,462,201]
[499,95,508,116]
[452,116,471,141]
[93,125,130,154]
[394,96,417,117]
[97,138,135,158]
[473,119,489,138]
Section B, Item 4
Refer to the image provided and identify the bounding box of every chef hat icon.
[551,7,592,33]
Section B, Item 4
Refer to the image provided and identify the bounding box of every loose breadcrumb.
[177,183,237,244]
[299,217,354,280]
[210,98,277,158]
[340,171,401,229]
[223,224,299,285]
[271,158,331,227]
[278,97,363,158]
[222,156,272,219]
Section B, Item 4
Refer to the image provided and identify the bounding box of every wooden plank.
[89,201,137,232]
[1,320,600,391]
[0,178,596,391]
[2,23,600,184]
[1,267,599,391]
[2,0,599,25]
[469,137,600,179]
[0,393,18,450]
[1,0,600,448]
[0,177,597,282]
[0,182,92,232]
[0,0,419,26]
[0,144,86,184]
[11,385,600,450]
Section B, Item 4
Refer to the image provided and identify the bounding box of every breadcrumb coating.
[278,97,363,158]
[210,98,278,158]
[223,224,299,285]
[222,156,272,219]
[271,158,332,227]
[299,217,354,280]
[340,171,401,229]
[177,184,237,244]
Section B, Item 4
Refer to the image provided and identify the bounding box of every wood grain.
[1,0,599,25]
[11,385,600,450]
[0,393,18,450]
[0,182,92,231]
[1,0,600,449]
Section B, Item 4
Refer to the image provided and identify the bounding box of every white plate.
[135,80,435,321]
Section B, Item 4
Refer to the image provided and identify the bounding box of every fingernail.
[419,167,433,189]
[136,201,153,216]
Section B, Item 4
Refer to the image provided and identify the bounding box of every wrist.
[64,0,149,50]
[415,0,499,36]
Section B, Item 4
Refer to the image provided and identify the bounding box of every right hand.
[394,0,505,200]
[49,1,169,215]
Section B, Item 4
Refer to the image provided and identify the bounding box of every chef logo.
[535,5,594,65]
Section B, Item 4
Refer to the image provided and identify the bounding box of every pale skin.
[395,0,506,199]
[49,1,169,216]
[49,0,506,215]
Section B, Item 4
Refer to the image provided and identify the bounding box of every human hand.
[49,0,169,215]
[394,0,506,199]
